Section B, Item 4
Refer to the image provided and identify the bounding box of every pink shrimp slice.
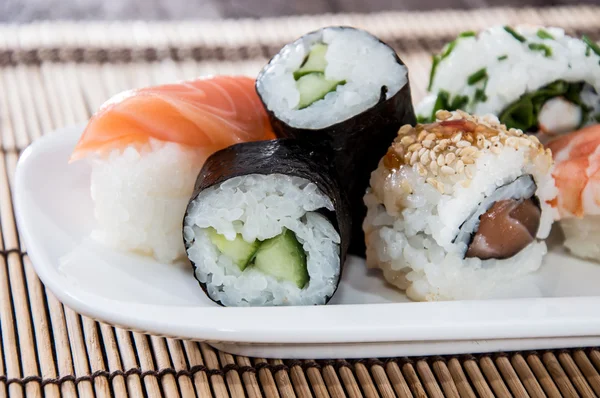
[547,124,600,218]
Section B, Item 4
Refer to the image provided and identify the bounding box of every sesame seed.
[491,146,502,154]
[519,137,532,147]
[410,151,419,165]
[530,135,541,144]
[399,125,413,135]
[462,156,475,165]
[420,151,430,165]
[460,146,477,157]
[422,139,433,149]
[418,130,428,142]
[433,144,442,153]
[441,165,455,175]
[439,139,450,146]
[436,110,452,120]
[425,133,437,141]
[457,140,471,148]
[426,178,445,194]
[418,147,427,156]
[401,135,416,146]
[408,143,422,152]
[455,160,465,174]
[417,163,427,177]
[429,160,438,175]
[429,150,437,161]
[506,137,518,148]
[491,136,500,142]
[465,167,473,179]
[445,153,456,165]
[451,132,463,143]
[437,154,445,167]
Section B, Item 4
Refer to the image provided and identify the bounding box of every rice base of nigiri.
[560,216,600,261]
[89,140,208,263]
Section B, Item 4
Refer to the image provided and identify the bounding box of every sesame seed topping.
[430,160,438,175]
[455,160,465,174]
[410,151,419,165]
[422,139,434,149]
[426,178,445,194]
[401,135,415,146]
[437,154,445,167]
[435,110,452,120]
[417,130,428,142]
[408,143,422,152]
[441,165,455,175]
[445,153,456,165]
[420,151,430,165]
[465,167,473,179]
[456,140,471,148]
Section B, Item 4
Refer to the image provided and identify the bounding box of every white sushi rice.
[416,25,600,131]
[257,27,407,129]
[89,140,208,263]
[363,113,558,301]
[183,174,341,306]
[561,216,600,261]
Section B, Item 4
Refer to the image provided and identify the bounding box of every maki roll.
[255,26,416,255]
[363,110,558,301]
[183,140,351,306]
[417,26,600,140]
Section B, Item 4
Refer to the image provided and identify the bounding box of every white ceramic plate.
[14,126,600,359]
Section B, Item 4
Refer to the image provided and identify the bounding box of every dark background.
[1,0,597,22]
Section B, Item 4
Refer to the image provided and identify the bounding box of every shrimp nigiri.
[547,124,600,261]
[72,76,275,264]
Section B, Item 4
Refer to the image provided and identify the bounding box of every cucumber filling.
[206,227,309,289]
[294,43,346,109]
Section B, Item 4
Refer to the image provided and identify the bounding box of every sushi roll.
[416,26,600,140]
[363,110,558,301]
[255,26,416,255]
[70,76,275,263]
[547,124,600,261]
[183,139,351,306]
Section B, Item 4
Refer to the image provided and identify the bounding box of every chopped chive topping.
[504,26,526,43]
[528,43,553,57]
[498,55,508,61]
[467,68,488,85]
[582,35,600,57]
[536,29,554,40]
[474,88,488,103]
[458,31,476,38]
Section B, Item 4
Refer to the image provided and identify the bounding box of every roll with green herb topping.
[417,26,600,140]
[256,26,416,255]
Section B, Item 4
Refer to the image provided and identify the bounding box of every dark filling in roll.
[466,198,541,260]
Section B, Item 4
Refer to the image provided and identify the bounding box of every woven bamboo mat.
[2,6,600,397]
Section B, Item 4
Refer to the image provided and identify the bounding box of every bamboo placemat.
[1,6,600,397]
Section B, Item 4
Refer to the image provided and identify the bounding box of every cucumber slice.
[253,228,309,289]
[206,228,260,271]
[296,73,345,110]
[294,43,329,79]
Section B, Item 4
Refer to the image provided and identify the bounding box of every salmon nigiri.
[71,75,274,161]
[73,76,275,264]
[547,124,600,261]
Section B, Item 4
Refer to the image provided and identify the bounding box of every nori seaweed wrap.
[183,139,351,306]
[255,26,416,255]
